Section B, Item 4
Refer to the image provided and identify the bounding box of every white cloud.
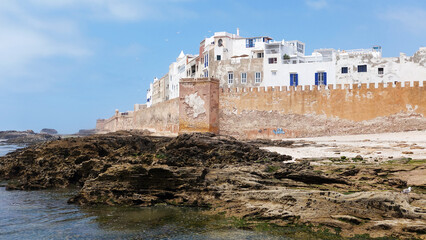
[380,7,426,34]
[305,0,328,10]
[27,0,196,22]
[0,0,196,93]
[0,1,91,92]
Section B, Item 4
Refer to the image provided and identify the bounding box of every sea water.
[0,144,290,240]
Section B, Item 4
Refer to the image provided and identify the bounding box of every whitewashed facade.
[146,31,426,106]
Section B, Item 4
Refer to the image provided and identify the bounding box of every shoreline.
[263,130,426,162]
[0,131,424,239]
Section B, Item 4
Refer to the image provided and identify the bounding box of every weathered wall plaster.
[219,81,426,139]
[179,78,219,134]
[98,98,179,134]
[97,79,426,140]
[184,92,206,118]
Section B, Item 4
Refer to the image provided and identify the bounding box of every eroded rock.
[0,131,424,239]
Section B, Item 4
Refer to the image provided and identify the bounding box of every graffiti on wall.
[273,128,286,135]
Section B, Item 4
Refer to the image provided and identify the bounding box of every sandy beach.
[263,130,426,161]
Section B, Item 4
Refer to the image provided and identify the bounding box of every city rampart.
[97,98,179,134]
[179,78,219,134]
[96,110,134,133]
[219,81,426,139]
[97,80,426,139]
[133,98,179,133]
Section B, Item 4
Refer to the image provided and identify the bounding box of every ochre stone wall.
[97,80,426,139]
[99,99,179,134]
[179,78,219,134]
[101,116,133,132]
[219,81,426,139]
[133,98,179,133]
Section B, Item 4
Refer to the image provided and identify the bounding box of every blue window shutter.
[323,72,327,85]
[290,74,293,86]
[315,73,319,85]
[296,74,299,86]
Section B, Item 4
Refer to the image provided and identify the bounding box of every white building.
[168,51,197,100]
[335,47,426,85]
[146,30,426,106]
[146,82,153,108]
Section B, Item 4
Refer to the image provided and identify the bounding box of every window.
[257,52,264,58]
[378,68,384,74]
[246,38,254,48]
[341,67,348,74]
[218,39,223,47]
[204,70,208,78]
[228,72,234,84]
[272,71,277,76]
[241,72,247,84]
[204,54,209,67]
[268,58,277,64]
[255,72,261,83]
[290,73,298,86]
[217,55,221,61]
[297,42,304,53]
[315,72,327,85]
[178,64,185,73]
[358,65,367,72]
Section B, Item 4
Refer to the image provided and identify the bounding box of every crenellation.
[141,30,425,108]
[98,77,426,139]
[394,82,402,88]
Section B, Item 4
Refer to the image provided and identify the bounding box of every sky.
[1,0,425,134]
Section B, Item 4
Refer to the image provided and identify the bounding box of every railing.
[341,49,375,54]
[265,49,279,54]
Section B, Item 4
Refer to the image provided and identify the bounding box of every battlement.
[220,80,425,94]
[98,78,426,139]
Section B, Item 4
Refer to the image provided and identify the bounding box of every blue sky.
[1,0,425,134]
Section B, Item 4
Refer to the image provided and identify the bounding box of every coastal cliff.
[0,131,424,239]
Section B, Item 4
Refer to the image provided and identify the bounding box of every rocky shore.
[0,131,424,239]
[0,130,59,144]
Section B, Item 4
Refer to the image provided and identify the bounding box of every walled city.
[96,30,426,139]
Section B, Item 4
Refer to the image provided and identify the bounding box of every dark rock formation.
[0,130,59,144]
[40,128,58,135]
[76,129,97,136]
[0,131,424,239]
